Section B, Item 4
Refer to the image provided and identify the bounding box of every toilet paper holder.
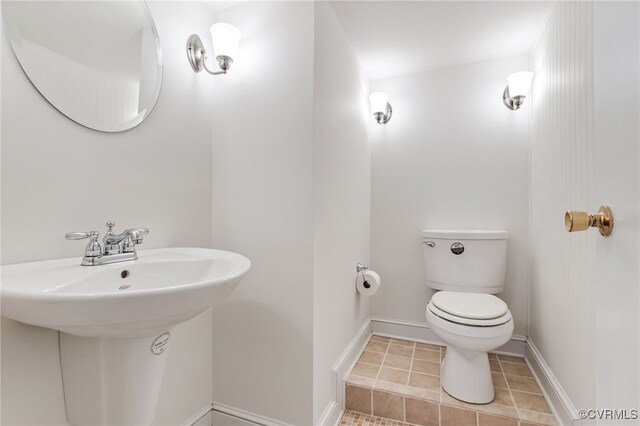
[356,263,372,290]
[355,263,381,295]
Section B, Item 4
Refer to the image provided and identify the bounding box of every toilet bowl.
[421,229,512,404]
[426,291,513,403]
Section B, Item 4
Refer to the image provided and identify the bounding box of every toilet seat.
[432,291,508,319]
[428,292,511,327]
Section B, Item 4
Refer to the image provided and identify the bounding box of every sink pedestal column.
[60,332,172,426]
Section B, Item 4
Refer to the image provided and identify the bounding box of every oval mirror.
[2,1,162,132]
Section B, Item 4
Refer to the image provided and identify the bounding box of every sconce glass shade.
[210,23,241,59]
[369,92,389,114]
[506,71,534,97]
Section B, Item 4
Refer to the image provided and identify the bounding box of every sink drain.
[120,270,129,279]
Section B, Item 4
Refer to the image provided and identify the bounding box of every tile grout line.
[499,356,557,424]
[357,361,440,378]
[403,342,416,422]
[503,384,545,396]
[439,346,444,405]
[407,342,416,384]
[498,357,523,423]
[438,347,443,426]
[372,338,391,416]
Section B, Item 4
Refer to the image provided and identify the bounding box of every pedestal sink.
[1,247,250,425]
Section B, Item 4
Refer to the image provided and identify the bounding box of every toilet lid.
[431,291,508,320]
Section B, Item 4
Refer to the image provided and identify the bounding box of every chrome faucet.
[66,221,149,266]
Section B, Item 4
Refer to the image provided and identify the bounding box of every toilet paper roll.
[357,270,381,296]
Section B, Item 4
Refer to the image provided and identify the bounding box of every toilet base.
[441,346,495,404]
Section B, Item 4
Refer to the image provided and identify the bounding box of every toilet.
[422,229,513,404]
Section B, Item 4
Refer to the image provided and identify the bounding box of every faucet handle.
[122,228,149,253]
[106,221,116,233]
[128,228,149,245]
[65,231,102,257]
[65,231,99,240]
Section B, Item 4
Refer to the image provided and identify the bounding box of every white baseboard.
[317,316,373,425]
[525,340,580,426]
[183,402,290,426]
[212,402,292,426]
[183,404,214,426]
[316,400,343,426]
[331,318,373,408]
[194,411,213,426]
[211,409,261,426]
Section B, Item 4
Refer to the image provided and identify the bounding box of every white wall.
[208,2,316,424]
[1,2,215,424]
[370,55,531,337]
[529,1,597,412]
[312,2,371,422]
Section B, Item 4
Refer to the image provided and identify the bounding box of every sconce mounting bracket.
[375,103,393,124]
[186,34,206,73]
[503,87,525,111]
[186,34,230,75]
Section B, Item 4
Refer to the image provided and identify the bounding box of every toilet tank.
[422,229,508,294]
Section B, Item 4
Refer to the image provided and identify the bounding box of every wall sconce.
[370,92,392,124]
[187,23,241,75]
[503,71,534,111]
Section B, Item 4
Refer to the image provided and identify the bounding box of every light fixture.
[370,92,392,124]
[503,71,534,111]
[186,23,241,75]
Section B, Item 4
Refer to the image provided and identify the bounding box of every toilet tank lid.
[421,229,509,240]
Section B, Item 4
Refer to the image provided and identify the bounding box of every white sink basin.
[1,247,250,425]
[1,247,250,337]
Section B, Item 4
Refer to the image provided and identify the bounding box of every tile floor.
[342,336,556,426]
[340,410,411,426]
